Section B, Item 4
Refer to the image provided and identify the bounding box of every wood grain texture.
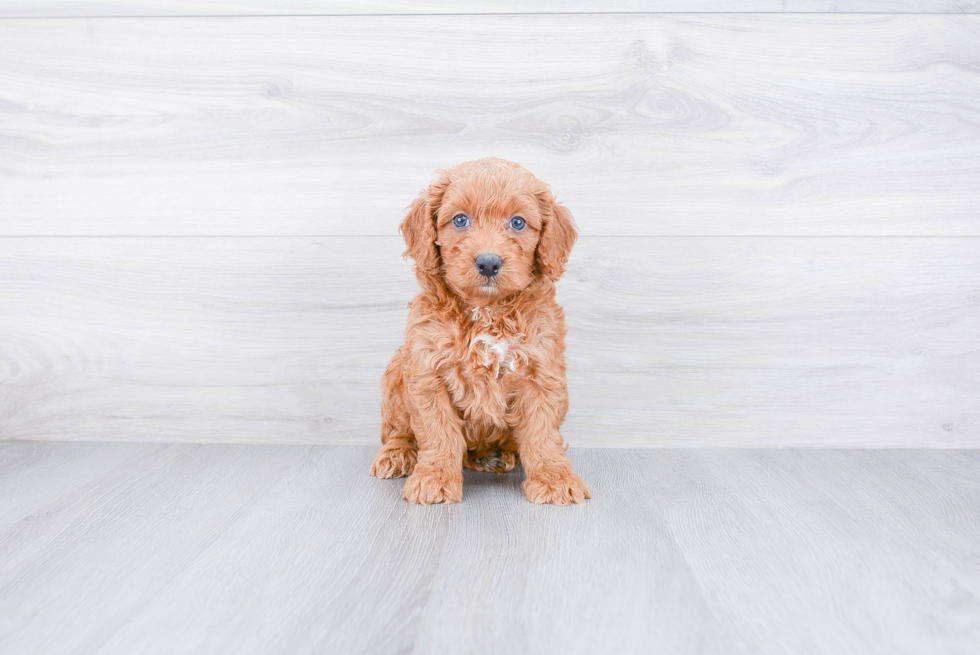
[1,443,978,654]
[2,15,980,236]
[0,441,167,528]
[2,1,979,17]
[1,236,977,447]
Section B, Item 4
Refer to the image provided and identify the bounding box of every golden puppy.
[370,157,590,505]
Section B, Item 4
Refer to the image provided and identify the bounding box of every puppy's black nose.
[475,253,503,278]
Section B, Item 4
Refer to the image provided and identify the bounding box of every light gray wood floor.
[1,442,978,654]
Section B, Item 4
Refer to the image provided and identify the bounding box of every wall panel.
[1,1,979,17]
[2,236,976,446]
[2,15,979,236]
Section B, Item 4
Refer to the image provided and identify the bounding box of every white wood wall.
[1,3,978,446]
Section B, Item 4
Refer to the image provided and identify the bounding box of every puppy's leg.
[371,349,417,479]
[371,429,416,479]
[512,385,590,505]
[401,372,465,504]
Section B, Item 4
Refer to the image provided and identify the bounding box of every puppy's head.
[400,158,577,300]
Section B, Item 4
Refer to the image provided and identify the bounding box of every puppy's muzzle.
[474,252,503,278]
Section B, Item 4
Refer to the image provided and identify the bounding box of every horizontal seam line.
[3,234,980,238]
[1,12,979,19]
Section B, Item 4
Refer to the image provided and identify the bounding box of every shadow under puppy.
[371,157,591,505]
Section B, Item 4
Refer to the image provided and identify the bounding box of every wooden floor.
[1,442,978,654]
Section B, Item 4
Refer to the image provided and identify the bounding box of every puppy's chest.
[455,310,529,384]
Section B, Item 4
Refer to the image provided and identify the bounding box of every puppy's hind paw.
[464,449,517,473]
[524,470,591,506]
[370,442,417,479]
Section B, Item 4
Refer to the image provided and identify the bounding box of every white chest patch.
[472,334,519,376]
[470,306,492,326]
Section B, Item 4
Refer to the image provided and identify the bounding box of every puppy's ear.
[400,170,451,281]
[535,189,578,282]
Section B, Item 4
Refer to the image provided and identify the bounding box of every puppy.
[370,157,591,505]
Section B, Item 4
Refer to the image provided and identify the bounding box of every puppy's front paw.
[524,470,591,506]
[402,467,464,504]
[370,441,417,479]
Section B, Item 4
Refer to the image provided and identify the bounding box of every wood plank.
[0,441,167,528]
[99,448,737,654]
[0,443,312,653]
[0,444,978,654]
[2,15,980,236]
[0,442,179,582]
[411,448,737,654]
[96,446,455,655]
[1,1,978,18]
[645,449,980,653]
[1,236,976,447]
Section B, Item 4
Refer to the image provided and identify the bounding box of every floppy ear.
[400,171,451,282]
[535,191,578,282]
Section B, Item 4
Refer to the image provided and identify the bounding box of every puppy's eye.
[509,216,526,231]
[452,214,470,228]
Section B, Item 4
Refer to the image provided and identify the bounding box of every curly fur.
[370,158,591,505]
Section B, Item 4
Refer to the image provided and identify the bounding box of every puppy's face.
[434,176,541,299]
[401,158,577,301]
